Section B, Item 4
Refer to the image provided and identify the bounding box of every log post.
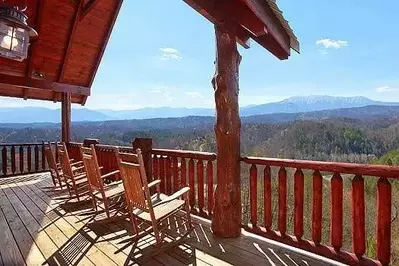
[211,23,242,238]
[61,92,72,143]
[133,138,153,182]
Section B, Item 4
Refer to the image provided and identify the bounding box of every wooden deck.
[0,173,344,266]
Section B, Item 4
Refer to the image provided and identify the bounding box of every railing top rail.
[241,156,399,178]
[0,142,56,146]
[152,148,217,161]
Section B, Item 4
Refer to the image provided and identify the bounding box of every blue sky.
[1,0,399,109]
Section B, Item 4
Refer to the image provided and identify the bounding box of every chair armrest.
[157,187,189,205]
[101,170,120,180]
[147,179,161,189]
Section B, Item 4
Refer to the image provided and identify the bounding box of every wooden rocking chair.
[116,149,193,250]
[81,145,124,219]
[57,142,88,201]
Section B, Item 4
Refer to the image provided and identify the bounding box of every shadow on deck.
[0,173,344,266]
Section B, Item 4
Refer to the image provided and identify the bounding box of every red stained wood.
[41,144,46,170]
[19,146,24,174]
[181,158,187,187]
[132,138,153,181]
[206,160,214,215]
[27,145,32,172]
[152,149,216,161]
[312,170,323,245]
[34,145,39,172]
[331,172,343,252]
[197,160,205,214]
[352,175,365,258]
[278,167,287,235]
[173,157,179,193]
[159,156,166,193]
[294,168,304,240]
[153,155,159,182]
[61,93,71,143]
[242,156,399,179]
[165,157,172,195]
[263,165,272,230]
[377,178,392,265]
[11,146,16,174]
[211,23,242,238]
[188,158,195,210]
[250,164,258,227]
[1,146,7,176]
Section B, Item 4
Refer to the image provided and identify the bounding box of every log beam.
[61,92,72,143]
[80,0,102,21]
[211,23,242,237]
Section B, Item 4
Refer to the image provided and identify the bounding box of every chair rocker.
[81,145,124,220]
[116,149,193,255]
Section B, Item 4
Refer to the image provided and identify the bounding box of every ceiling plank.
[25,0,45,78]
[88,0,124,87]
[80,0,102,21]
[0,74,90,95]
[58,0,85,82]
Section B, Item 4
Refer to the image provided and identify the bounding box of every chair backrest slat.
[81,145,104,192]
[44,142,58,175]
[57,143,75,181]
[119,161,147,210]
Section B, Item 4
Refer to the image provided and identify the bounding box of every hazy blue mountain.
[1,96,399,123]
[240,95,399,116]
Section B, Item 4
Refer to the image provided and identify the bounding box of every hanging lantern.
[0,3,37,61]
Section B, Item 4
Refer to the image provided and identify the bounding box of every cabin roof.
[0,0,299,105]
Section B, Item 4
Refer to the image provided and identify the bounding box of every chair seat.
[66,175,87,186]
[93,181,124,199]
[133,196,185,222]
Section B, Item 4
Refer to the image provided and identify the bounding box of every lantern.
[0,4,37,61]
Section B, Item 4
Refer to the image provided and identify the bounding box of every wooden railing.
[241,156,397,266]
[152,149,217,219]
[0,143,49,177]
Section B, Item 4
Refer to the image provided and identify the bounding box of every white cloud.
[376,86,399,93]
[159,47,182,60]
[185,92,204,98]
[316,38,348,49]
[150,89,175,101]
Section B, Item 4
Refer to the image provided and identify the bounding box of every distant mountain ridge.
[1,95,398,123]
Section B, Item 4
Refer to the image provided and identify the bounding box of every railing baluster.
[206,160,213,215]
[159,156,165,193]
[173,156,179,193]
[264,165,272,231]
[153,155,159,180]
[188,158,195,211]
[312,170,323,245]
[19,146,24,174]
[27,145,32,173]
[250,164,257,227]
[2,146,7,176]
[352,175,365,258]
[278,167,287,235]
[34,145,39,172]
[41,144,46,170]
[377,178,391,266]
[197,160,204,214]
[165,157,172,195]
[294,168,304,240]
[331,172,343,252]
[11,145,16,175]
[181,157,187,187]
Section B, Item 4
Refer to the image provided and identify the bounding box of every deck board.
[0,173,345,266]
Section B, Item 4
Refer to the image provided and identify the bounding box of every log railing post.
[352,175,365,258]
[2,146,7,176]
[206,160,214,215]
[294,168,304,240]
[211,22,242,238]
[19,146,24,174]
[377,178,391,265]
[331,172,343,252]
[312,170,323,245]
[250,164,257,227]
[133,138,153,182]
[264,166,272,231]
[278,167,287,235]
[11,145,16,175]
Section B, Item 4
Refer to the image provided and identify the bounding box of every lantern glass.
[0,21,29,61]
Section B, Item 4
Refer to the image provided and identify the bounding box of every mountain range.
[1,95,399,123]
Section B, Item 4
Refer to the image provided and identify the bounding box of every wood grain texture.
[211,23,242,237]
